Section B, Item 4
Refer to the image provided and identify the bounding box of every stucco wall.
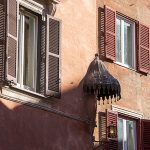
[0,0,97,150]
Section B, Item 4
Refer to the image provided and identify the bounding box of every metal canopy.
[83,55,121,102]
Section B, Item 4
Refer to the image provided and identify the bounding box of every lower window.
[118,117,137,150]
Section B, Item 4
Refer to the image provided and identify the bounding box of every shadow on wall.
[0,79,97,150]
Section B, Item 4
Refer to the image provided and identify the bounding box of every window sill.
[11,85,47,99]
[114,62,137,72]
[1,85,50,102]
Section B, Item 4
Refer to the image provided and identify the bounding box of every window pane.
[126,120,136,150]
[124,21,133,67]
[23,14,37,90]
[118,118,123,150]
[116,18,122,63]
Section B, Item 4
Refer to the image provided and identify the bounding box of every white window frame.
[17,9,38,92]
[116,15,136,69]
[18,0,44,14]
[118,117,137,150]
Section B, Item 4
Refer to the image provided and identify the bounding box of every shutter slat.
[0,0,6,84]
[6,0,18,82]
[104,5,116,61]
[46,16,61,97]
[106,109,118,150]
[138,23,150,73]
[141,120,150,150]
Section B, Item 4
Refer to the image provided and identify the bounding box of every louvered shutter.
[141,119,150,150]
[104,5,116,61]
[106,109,118,150]
[6,0,18,83]
[46,15,61,97]
[137,23,150,73]
[99,112,107,140]
[0,0,6,84]
[39,16,46,95]
[98,112,108,150]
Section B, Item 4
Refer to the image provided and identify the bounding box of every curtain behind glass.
[118,118,123,150]
[126,120,135,150]
[124,22,132,67]
[24,15,36,90]
[116,18,122,63]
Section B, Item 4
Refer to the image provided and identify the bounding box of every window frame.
[16,8,39,92]
[116,15,136,69]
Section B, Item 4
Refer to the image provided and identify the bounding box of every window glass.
[126,120,135,150]
[116,18,122,63]
[18,10,38,92]
[24,15,37,89]
[118,118,123,150]
[116,16,135,69]
[118,118,137,150]
[124,22,132,67]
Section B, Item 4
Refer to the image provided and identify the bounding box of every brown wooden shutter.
[106,109,118,150]
[0,0,6,84]
[39,16,46,95]
[137,23,150,73]
[6,0,18,83]
[104,5,116,61]
[141,119,150,150]
[99,112,107,140]
[137,119,141,150]
[46,15,61,97]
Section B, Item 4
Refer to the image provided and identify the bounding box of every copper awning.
[83,54,121,102]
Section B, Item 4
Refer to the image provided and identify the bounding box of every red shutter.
[138,23,150,73]
[6,0,18,83]
[141,119,150,150]
[104,5,116,61]
[0,0,6,84]
[46,16,61,97]
[106,109,118,150]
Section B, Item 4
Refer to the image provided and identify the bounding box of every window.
[5,0,61,98]
[104,5,150,73]
[118,118,137,150]
[116,16,135,69]
[17,9,38,92]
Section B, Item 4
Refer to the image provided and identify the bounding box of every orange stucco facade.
[1,0,150,150]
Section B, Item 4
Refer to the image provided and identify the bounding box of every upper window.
[5,0,61,98]
[116,16,135,69]
[103,5,150,74]
[18,9,38,92]
[118,117,137,150]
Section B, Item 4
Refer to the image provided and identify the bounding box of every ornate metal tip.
[95,53,99,57]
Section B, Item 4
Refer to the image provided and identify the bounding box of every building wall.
[1,0,150,149]
[95,0,150,142]
[0,0,97,150]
